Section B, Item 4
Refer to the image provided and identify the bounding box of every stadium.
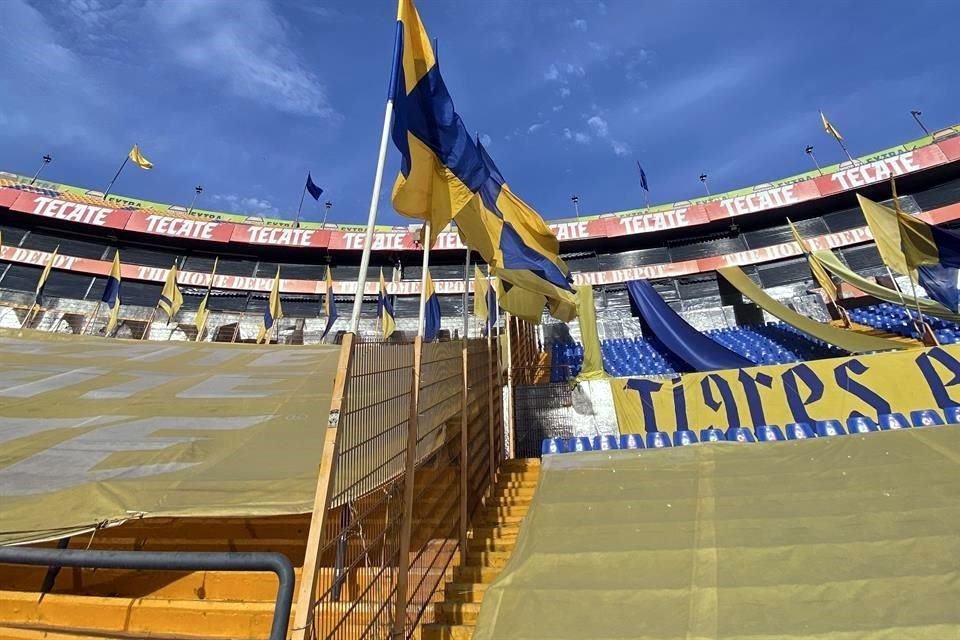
[4,2,960,640]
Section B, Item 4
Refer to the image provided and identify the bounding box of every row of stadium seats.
[541,408,956,455]
[549,322,840,380]
[705,323,843,365]
[848,303,960,343]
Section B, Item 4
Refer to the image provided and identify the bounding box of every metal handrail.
[0,547,295,640]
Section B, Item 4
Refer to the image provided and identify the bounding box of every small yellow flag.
[820,111,843,142]
[128,144,154,170]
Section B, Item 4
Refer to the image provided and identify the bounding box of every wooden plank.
[291,332,355,640]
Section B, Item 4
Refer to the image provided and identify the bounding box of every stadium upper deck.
[1,126,959,323]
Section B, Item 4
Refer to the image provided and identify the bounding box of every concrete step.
[477,505,529,519]
[445,581,489,604]
[468,537,515,552]
[473,512,526,526]
[464,551,512,570]
[435,601,481,625]
[452,565,502,584]
[421,623,474,640]
[469,525,520,541]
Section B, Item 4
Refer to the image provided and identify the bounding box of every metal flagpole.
[417,222,433,338]
[293,175,308,228]
[463,248,471,339]
[103,155,128,199]
[348,26,401,335]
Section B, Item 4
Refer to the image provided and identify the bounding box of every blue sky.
[1,0,958,225]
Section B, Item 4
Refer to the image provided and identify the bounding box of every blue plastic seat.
[700,428,725,442]
[619,433,645,449]
[786,422,815,440]
[847,416,879,434]
[944,406,960,424]
[755,425,785,442]
[815,420,846,437]
[646,432,672,449]
[878,413,911,431]
[725,427,756,443]
[592,434,619,451]
[672,430,698,446]
[541,438,568,455]
[569,436,592,452]
[910,409,945,427]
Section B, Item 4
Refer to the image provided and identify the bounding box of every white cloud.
[587,115,609,138]
[572,19,588,31]
[563,128,573,140]
[213,193,279,215]
[552,104,564,112]
[597,2,607,15]
[544,64,560,81]
[574,132,591,144]
[527,122,545,134]
[559,87,571,98]
[611,140,631,156]
[479,133,492,147]
[564,63,586,77]
[145,0,336,118]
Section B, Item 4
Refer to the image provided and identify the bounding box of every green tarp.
[474,428,960,639]
[717,266,905,353]
[814,249,960,322]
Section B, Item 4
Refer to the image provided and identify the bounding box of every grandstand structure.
[3,123,960,640]
[1,127,959,343]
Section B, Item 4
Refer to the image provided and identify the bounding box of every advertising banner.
[611,344,960,434]
[10,192,132,229]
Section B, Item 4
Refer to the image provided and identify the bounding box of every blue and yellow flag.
[159,263,184,321]
[257,267,283,344]
[423,269,441,341]
[453,140,576,321]
[486,274,498,332]
[390,0,488,247]
[128,144,153,170]
[321,267,338,340]
[102,252,122,334]
[32,246,58,314]
[378,268,397,340]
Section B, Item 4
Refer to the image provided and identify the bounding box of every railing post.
[291,332,355,640]
[459,338,469,556]
[393,335,423,638]
[505,314,516,459]
[486,329,496,489]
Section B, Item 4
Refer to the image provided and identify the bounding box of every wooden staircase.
[422,458,540,640]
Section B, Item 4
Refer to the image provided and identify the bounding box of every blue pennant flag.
[918,263,960,313]
[636,161,649,192]
[306,172,324,201]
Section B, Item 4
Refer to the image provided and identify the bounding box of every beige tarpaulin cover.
[718,265,905,353]
[474,427,960,639]
[0,330,339,545]
[814,249,960,322]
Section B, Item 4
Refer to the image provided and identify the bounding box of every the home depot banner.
[611,345,960,433]
[0,330,340,545]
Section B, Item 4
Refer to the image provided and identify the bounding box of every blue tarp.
[625,280,754,372]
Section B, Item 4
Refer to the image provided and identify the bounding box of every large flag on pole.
[390,0,489,248]
[102,252,122,334]
[787,219,838,301]
[257,267,283,344]
[305,173,324,201]
[636,161,649,192]
[820,111,843,142]
[128,144,153,170]
[321,267,338,340]
[378,268,396,339]
[32,246,58,314]
[158,263,184,321]
[195,258,218,338]
[894,206,960,272]
[423,269,441,341]
[857,194,913,277]
[454,139,576,321]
